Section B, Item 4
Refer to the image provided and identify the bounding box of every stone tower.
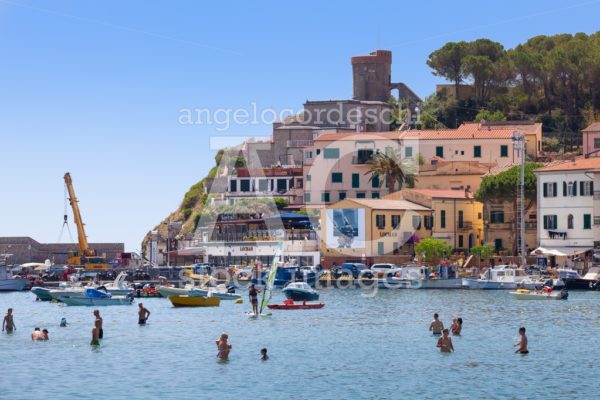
[351,49,421,109]
[351,50,392,102]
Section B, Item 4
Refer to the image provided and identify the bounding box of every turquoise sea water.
[1,288,599,400]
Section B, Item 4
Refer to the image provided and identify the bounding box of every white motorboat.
[54,288,134,306]
[0,263,28,291]
[47,272,131,301]
[463,265,528,290]
[203,284,242,300]
[510,288,568,300]
[380,265,464,289]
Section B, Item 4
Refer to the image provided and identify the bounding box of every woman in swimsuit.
[216,333,232,360]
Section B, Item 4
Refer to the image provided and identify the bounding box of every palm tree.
[364,149,413,193]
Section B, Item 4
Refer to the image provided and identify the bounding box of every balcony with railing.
[209,229,317,243]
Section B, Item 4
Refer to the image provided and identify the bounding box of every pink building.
[582,122,600,156]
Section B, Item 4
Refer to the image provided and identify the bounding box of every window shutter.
[543,216,547,229]
[573,181,577,196]
[553,215,557,228]
[553,182,557,196]
[563,181,567,196]
[543,183,548,197]
[591,181,595,195]
[580,181,584,196]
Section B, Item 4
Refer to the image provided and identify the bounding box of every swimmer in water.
[437,329,454,353]
[260,348,269,361]
[42,329,49,340]
[216,332,232,360]
[429,313,444,335]
[515,327,528,354]
[31,327,45,341]
[138,303,151,325]
[451,317,463,336]
[91,320,100,346]
[3,308,16,333]
[60,317,67,327]
[93,310,103,339]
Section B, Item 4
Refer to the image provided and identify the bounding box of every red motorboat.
[267,299,325,310]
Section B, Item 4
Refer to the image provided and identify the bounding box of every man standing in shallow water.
[515,327,528,354]
[429,313,444,335]
[93,310,103,339]
[3,308,16,333]
[138,303,151,325]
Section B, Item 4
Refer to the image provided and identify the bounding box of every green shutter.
[405,146,413,157]
[584,214,591,229]
[304,193,311,203]
[440,210,446,228]
[306,175,311,182]
[372,175,380,188]
[352,173,360,188]
[339,192,346,200]
[474,146,481,158]
[580,181,584,195]
[543,215,547,229]
[371,192,380,199]
[436,146,444,158]
[543,183,547,197]
[378,242,384,256]
[332,172,343,183]
[500,145,508,157]
[356,192,366,199]
[563,182,567,196]
[573,181,577,196]
[553,183,557,196]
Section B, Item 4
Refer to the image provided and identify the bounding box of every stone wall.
[0,236,124,264]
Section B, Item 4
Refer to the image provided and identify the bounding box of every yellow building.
[386,189,484,251]
[320,198,432,266]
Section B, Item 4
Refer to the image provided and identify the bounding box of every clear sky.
[1,0,599,251]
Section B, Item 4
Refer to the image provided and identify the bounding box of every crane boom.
[63,172,91,256]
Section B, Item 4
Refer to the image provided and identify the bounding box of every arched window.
[568,214,574,229]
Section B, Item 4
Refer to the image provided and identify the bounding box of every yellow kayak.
[168,295,221,307]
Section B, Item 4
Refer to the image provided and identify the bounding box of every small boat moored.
[509,288,568,300]
[55,288,134,306]
[267,299,324,310]
[282,282,319,301]
[168,295,221,307]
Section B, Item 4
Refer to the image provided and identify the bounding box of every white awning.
[530,246,591,257]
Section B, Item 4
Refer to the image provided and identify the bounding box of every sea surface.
[1,288,599,400]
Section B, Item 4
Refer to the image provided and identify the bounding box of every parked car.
[335,263,374,279]
[370,263,402,278]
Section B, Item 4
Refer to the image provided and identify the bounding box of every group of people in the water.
[2,304,150,345]
[215,331,268,361]
[429,313,528,354]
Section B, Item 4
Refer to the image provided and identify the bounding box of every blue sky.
[1,0,599,251]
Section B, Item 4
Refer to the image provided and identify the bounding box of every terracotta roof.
[461,121,541,134]
[534,157,600,172]
[341,198,431,211]
[400,125,515,140]
[385,189,474,200]
[582,122,600,132]
[314,132,399,142]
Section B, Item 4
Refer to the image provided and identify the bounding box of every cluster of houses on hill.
[146,50,600,272]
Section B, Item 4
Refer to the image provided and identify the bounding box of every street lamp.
[512,132,526,267]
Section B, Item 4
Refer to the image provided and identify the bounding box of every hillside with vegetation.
[415,32,600,145]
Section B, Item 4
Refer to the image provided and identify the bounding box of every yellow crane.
[64,172,109,270]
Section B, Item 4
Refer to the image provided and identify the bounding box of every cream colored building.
[386,189,484,251]
[320,198,432,266]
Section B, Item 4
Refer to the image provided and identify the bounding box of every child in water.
[260,348,269,361]
[216,333,232,360]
